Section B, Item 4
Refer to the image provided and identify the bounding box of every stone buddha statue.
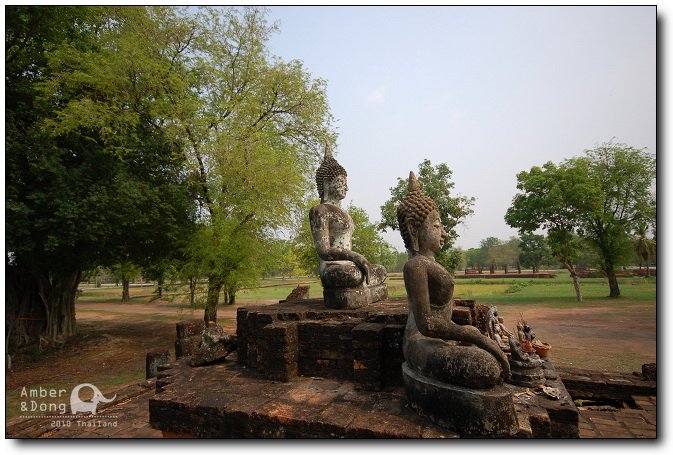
[309,145,387,308]
[397,172,517,436]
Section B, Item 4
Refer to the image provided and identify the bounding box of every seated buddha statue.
[397,172,510,389]
[309,145,387,308]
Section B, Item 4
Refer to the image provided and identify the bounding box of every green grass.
[453,272,655,307]
[78,270,655,310]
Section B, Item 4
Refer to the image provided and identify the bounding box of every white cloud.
[364,86,386,105]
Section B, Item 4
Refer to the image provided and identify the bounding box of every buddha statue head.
[315,144,348,204]
[396,172,447,255]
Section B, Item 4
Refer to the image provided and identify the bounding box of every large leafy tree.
[505,161,596,301]
[6,6,196,346]
[518,233,552,273]
[506,142,655,299]
[379,159,474,270]
[170,7,335,323]
[572,143,656,296]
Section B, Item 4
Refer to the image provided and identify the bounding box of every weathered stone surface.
[149,357,461,438]
[323,282,387,309]
[557,365,656,401]
[402,362,519,437]
[236,298,500,390]
[538,362,580,438]
[174,336,200,359]
[176,320,205,339]
[282,285,310,302]
[146,350,171,379]
[190,337,237,367]
[642,362,656,380]
[189,327,237,367]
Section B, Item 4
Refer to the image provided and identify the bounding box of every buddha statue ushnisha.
[309,145,387,308]
[397,172,510,388]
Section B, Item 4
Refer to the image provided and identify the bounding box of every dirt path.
[496,303,656,371]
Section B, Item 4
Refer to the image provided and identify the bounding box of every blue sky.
[264,5,656,251]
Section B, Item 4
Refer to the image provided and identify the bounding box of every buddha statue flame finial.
[324,143,334,159]
[408,171,422,192]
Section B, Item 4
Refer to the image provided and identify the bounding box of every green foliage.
[6,6,200,342]
[518,233,552,270]
[573,143,656,275]
[348,204,397,270]
[504,280,533,294]
[291,197,323,277]
[437,248,465,273]
[379,159,475,249]
[165,7,336,315]
[506,141,656,298]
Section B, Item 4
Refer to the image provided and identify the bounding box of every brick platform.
[579,396,657,438]
[236,298,486,390]
[148,355,582,438]
[5,377,655,438]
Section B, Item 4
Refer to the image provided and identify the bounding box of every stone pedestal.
[509,361,545,387]
[323,282,388,309]
[402,362,519,437]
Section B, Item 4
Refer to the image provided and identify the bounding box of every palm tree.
[635,222,656,277]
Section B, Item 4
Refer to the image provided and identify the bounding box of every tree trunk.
[223,285,237,306]
[204,274,224,324]
[6,266,46,349]
[189,277,197,307]
[504,264,508,274]
[156,276,164,298]
[121,276,130,302]
[6,269,82,349]
[604,264,620,298]
[37,270,80,342]
[562,261,583,302]
[517,261,521,274]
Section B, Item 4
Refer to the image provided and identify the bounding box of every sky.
[263,5,656,251]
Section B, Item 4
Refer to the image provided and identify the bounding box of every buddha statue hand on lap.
[396,172,511,388]
[309,145,387,308]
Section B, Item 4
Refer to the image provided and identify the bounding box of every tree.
[634,222,655,277]
[379,159,474,269]
[437,248,466,273]
[505,161,597,301]
[518,233,552,273]
[166,7,335,323]
[348,205,397,271]
[571,143,656,297]
[110,262,141,302]
[506,142,655,299]
[6,6,197,347]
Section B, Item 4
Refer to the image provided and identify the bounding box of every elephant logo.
[70,384,116,415]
